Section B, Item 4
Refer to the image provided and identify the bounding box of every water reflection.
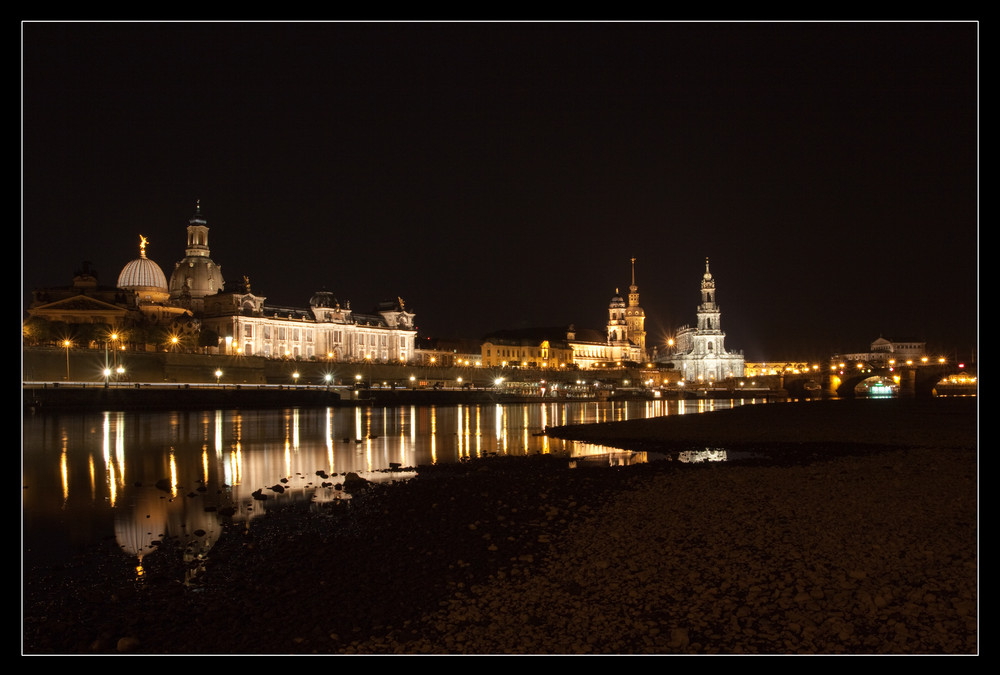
[23,399,763,572]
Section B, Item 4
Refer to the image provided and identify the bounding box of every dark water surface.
[22,399,765,571]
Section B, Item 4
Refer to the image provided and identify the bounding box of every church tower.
[696,258,722,333]
[625,257,646,353]
[607,288,627,346]
[168,200,225,313]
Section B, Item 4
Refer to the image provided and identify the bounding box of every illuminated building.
[481,259,649,369]
[661,258,744,382]
[158,204,416,362]
[26,202,416,362]
[200,283,416,362]
[835,337,927,366]
[480,328,576,369]
[605,258,647,363]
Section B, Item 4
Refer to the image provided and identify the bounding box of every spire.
[189,199,207,225]
[631,257,636,286]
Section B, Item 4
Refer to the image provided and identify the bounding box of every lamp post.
[63,339,71,380]
[116,365,125,387]
[215,369,222,386]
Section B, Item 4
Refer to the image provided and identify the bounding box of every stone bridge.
[779,363,972,398]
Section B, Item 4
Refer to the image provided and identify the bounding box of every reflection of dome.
[118,235,170,303]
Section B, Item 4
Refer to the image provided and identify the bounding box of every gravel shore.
[23,398,978,655]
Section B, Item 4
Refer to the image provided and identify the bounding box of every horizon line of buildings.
[27,202,753,381]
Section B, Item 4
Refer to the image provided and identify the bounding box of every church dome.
[168,202,225,310]
[609,291,626,308]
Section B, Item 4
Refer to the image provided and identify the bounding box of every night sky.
[21,21,978,362]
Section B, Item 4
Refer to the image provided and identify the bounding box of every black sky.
[21,21,979,362]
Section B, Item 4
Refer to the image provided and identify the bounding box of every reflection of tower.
[625,257,646,354]
[169,200,225,313]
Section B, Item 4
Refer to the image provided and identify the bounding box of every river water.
[22,398,765,573]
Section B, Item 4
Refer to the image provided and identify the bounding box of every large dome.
[118,235,169,301]
[118,256,168,291]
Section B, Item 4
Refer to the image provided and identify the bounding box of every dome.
[118,235,168,292]
[609,291,626,308]
[118,256,168,290]
[309,290,339,308]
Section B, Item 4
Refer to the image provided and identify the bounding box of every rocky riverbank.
[22,398,978,654]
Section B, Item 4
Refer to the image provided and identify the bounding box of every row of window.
[240,323,395,347]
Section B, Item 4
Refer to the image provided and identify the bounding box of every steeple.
[628,257,639,307]
[625,257,646,353]
[185,199,211,257]
[697,257,721,332]
[169,200,225,311]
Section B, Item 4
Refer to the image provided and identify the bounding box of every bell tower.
[696,258,722,333]
[625,257,646,353]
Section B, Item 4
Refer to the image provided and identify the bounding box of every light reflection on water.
[23,398,764,568]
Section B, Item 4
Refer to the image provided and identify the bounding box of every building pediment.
[31,294,128,313]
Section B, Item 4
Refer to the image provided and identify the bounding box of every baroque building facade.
[170,204,417,362]
[26,202,417,362]
[662,259,744,382]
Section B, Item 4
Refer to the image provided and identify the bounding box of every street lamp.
[103,367,112,388]
[215,369,222,385]
[116,365,125,387]
[63,339,71,380]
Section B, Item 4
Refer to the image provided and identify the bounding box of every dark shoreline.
[22,397,978,655]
